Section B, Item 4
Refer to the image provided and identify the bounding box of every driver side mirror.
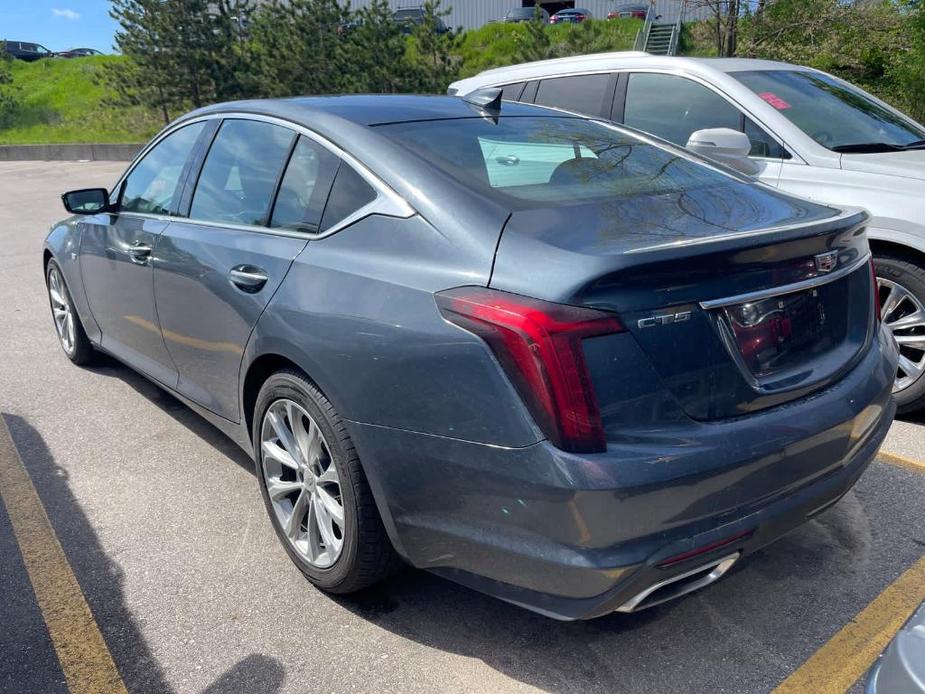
[61,188,113,215]
[685,128,761,176]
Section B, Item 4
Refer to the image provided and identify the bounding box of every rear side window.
[320,164,377,232]
[270,136,339,234]
[121,121,206,215]
[190,119,295,226]
[624,73,740,146]
[378,116,735,206]
[499,82,527,102]
[534,74,611,118]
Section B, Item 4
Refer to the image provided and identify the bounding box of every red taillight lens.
[870,257,881,323]
[436,287,624,453]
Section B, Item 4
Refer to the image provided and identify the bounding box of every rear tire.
[253,369,399,593]
[46,259,95,365]
[874,254,925,414]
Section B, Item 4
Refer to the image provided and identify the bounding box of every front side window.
[733,69,925,152]
[377,116,737,206]
[190,120,295,226]
[534,74,611,118]
[120,121,206,215]
[270,136,339,234]
[744,117,789,159]
[624,73,741,147]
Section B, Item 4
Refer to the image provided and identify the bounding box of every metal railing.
[668,0,687,56]
[633,0,656,51]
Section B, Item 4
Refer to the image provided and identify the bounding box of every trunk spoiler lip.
[624,207,869,255]
[699,250,872,310]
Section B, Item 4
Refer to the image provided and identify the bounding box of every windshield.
[733,70,925,151]
[376,116,737,207]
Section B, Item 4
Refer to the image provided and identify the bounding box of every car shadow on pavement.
[326,483,891,693]
[83,354,255,475]
[3,412,174,693]
[3,414,286,694]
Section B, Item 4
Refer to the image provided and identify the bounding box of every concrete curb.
[0,143,142,162]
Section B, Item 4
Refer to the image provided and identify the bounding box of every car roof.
[186,94,558,128]
[450,53,811,93]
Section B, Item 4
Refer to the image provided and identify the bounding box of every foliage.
[456,18,640,78]
[0,43,18,128]
[105,0,253,123]
[406,1,459,93]
[888,1,925,121]
[737,0,919,119]
[0,56,161,144]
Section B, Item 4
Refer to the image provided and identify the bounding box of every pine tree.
[106,0,252,123]
[409,0,458,93]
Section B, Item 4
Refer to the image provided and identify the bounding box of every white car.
[450,53,925,412]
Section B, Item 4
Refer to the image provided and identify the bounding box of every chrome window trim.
[699,250,871,310]
[110,112,415,240]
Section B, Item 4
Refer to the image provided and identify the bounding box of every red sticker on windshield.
[759,92,792,110]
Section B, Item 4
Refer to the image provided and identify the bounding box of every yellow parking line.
[0,417,127,694]
[773,555,925,694]
[878,450,925,474]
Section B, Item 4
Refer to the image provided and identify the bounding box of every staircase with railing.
[633,1,686,56]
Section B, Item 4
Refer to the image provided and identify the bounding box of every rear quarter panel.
[242,213,541,448]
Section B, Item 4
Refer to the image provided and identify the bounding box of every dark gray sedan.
[44,94,897,619]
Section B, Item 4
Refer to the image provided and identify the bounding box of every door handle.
[126,241,152,265]
[228,265,268,293]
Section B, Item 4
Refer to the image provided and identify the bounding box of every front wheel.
[46,259,95,365]
[253,369,399,593]
[875,254,925,413]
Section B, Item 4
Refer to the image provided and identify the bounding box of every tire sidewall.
[874,254,925,411]
[46,260,77,359]
[252,372,360,589]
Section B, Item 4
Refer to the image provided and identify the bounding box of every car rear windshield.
[733,70,925,151]
[376,116,735,206]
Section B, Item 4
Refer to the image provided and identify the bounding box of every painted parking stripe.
[0,417,127,694]
[773,554,925,694]
[878,450,925,474]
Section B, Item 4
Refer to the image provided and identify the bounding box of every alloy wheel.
[260,399,345,568]
[48,265,76,355]
[878,277,925,392]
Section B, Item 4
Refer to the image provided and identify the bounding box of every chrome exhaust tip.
[616,553,740,613]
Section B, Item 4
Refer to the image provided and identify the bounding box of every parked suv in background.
[3,40,54,61]
[451,53,925,413]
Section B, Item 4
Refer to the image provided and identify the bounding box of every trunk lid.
[489,187,874,421]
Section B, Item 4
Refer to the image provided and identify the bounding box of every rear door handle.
[228,265,268,293]
[126,241,152,265]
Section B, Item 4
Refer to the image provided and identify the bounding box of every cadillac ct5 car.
[451,53,925,413]
[45,94,897,620]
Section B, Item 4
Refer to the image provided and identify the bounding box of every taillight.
[435,287,624,453]
[869,257,881,323]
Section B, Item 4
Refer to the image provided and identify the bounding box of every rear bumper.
[346,325,898,620]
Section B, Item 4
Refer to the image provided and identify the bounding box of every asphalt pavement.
[1,160,924,694]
